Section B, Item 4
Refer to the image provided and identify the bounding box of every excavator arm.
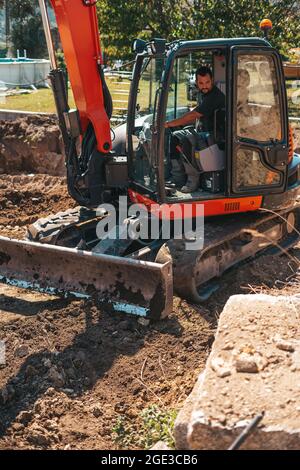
[42,0,112,153]
[38,0,114,207]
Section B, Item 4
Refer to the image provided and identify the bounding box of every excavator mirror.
[132,38,166,55]
[132,39,147,54]
[148,38,166,55]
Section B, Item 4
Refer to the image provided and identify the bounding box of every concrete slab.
[174,294,300,450]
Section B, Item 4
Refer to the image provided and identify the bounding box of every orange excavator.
[0,3,299,320]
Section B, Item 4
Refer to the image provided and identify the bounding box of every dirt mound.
[0,116,65,176]
[0,288,214,450]
[0,170,214,450]
[0,248,299,450]
[0,174,74,239]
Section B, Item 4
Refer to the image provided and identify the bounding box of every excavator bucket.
[0,236,173,321]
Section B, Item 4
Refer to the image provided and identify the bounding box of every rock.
[222,342,234,351]
[93,406,103,418]
[69,309,80,317]
[11,423,24,432]
[25,364,38,378]
[150,441,171,450]
[138,318,150,327]
[34,402,43,413]
[17,410,33,425]
[274,336,296,352]
[211,356,232,378]
[27,429,51,447]
[174,373,205,450]
[66,367,76,379]
[44,419,59,432]
[83,376,91,386]
[48,366,65,388]
[73,350,86,367]
[1,386,9,404]
[15,345,29,358]
[21,331,32,340]
[118,320,132,331]
[122,336,133,345]
[61,388,75,395]
[43,358,52,369]
[1,385,15,404]
[235,354,259,373]
[45,387,56,396]
[175,294,300,450]
[291,350,300,371]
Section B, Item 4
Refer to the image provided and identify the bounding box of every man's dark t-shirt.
[194,85,225,132]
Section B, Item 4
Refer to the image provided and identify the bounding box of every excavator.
[0,2,299,320]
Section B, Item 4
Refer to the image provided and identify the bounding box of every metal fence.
[105,69,131,125]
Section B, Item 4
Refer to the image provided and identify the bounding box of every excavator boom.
[44,0,112,153]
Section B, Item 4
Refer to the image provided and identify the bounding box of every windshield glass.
[129,56,165,190]
[166,51,217,120]
[136,56,165,117]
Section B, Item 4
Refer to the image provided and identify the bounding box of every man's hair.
[196,65,213,79]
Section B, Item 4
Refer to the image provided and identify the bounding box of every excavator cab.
[124,38,299,215]
[127,44,227,201]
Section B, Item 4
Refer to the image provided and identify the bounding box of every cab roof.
[173,37,271,51]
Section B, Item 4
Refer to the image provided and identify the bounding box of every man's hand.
[164,110,201,130]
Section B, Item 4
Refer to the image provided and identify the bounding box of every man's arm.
[165,109,202,128]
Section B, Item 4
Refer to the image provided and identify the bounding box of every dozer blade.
[0,236,173,321]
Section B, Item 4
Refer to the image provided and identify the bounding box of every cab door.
[230,47,289,195]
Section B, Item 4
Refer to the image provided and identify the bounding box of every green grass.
[0,76,188,116]
[0,77,129,114]
[112,405,178,450]
[0,88,72,113]
[0,78,298,118]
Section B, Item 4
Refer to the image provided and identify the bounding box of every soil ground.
[0,118,300,450]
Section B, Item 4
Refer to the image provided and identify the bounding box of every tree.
[187,0,300,57]
[0,0,47,57]
[96,0,300,61]
[96,0,191,61]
